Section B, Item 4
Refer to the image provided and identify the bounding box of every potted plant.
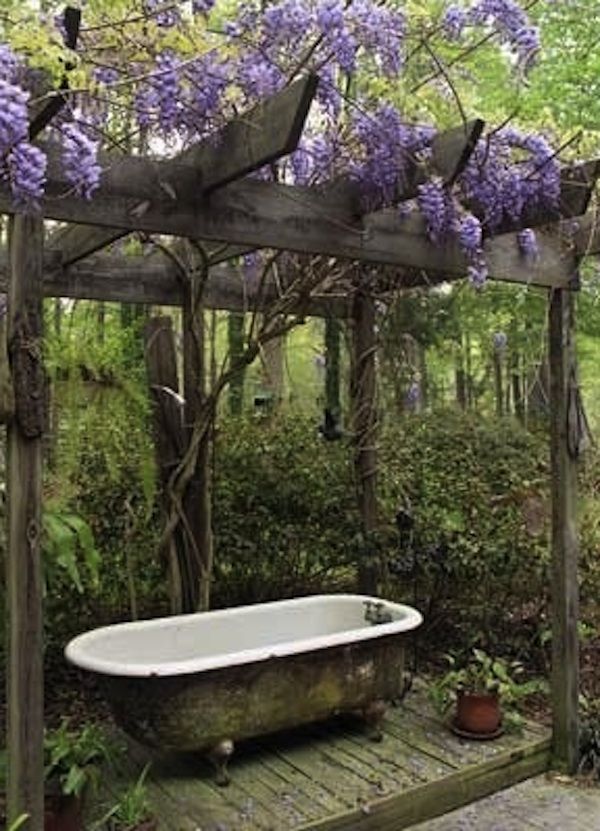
[44,721,114,831]
[429,649,542,738]
[94,764,157,831]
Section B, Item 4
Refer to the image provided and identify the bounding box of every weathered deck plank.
[89,685,551,831]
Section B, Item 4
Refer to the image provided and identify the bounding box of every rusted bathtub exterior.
[66,595,422,756]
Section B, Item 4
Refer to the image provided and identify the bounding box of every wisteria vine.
[0,0,565,288]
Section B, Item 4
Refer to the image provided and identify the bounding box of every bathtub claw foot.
[208,739,234,786]
[363,699,387,742]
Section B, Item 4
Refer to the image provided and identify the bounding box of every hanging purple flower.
[467,257,489,289]
[192,0,215,13]
[458,213,483,255]
[0,44,20,83]
[517,228,539,258]
[93,66,119,86]
[0,79,29,155]
[7,141,47,209]
[418,178,450,242]
[61,122,101,199]
[144,0,181,28]
[442,6,467,39]
[154,52,181,132]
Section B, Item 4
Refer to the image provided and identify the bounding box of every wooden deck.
[91,684,552,831]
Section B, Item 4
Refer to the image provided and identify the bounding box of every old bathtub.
[66,594,422,782]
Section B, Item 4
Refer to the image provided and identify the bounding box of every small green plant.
[7,816,29,831]
[579,696,600,779]
[43,505,100,594]
[429,649,545,730]
[94,764,154,830]
[44,721,114,799]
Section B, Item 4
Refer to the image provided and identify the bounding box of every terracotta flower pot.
[455,689,501,735]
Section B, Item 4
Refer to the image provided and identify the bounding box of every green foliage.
[6,817,29,831]
[95,764,153,831]
[579,696,600,779]
[44,722,115,799]
[379,410,551,651]
[43,505,100,594]
[429,649,546,729]
[212,414,359,606]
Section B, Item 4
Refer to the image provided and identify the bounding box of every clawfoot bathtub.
[66,594,422,784]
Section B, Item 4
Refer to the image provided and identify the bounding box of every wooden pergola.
[3,21,599,827]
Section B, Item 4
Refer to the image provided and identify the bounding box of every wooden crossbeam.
[49,75,317,265]
[28,7,81,139]
[0,252,353,318]
[10,177,575,287]
[50,116,483,268]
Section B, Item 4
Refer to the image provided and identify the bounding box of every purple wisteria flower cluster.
[225,0,406,108]
[0,37,104,209]
[0,0,554,298]
[461,129,560,232]
[61,123,102,199]
[144,0,181,28]
[442,0,540,69]
[0,47,47,208]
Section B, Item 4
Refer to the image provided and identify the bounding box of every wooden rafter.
[0,253,352,318]
[28,7,81,139]
[49,75,318,265]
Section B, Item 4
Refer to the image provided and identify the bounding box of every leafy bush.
[212,414,359,606]
[378,410,551,653]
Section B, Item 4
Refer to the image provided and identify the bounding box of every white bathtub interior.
[66,594,422,677]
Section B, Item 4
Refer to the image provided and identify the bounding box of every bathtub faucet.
[364,600,393,625]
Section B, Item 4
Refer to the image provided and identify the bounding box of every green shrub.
[212,414,359,606]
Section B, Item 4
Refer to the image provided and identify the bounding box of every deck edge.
[298,736,553,831]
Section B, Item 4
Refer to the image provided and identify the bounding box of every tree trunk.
[493,351,503,416]
[511,352,524,422]
[183,289,213,611]
[351,289,379,594]
[144,316,186,614]
[455,351,467,410]
[261,330,285,407]
[325,317,341,418]
[227,312,245,416]
[548,289,579,773]
[528,354,550,422]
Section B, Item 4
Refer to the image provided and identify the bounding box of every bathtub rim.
[65,594,422,678]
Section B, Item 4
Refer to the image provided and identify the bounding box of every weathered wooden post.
[182,279,213,612]
[6,215,45,830]
[351,286,378,594]
[144,316,186,613]
[548,287,579,772]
